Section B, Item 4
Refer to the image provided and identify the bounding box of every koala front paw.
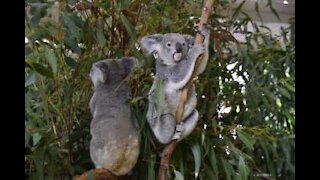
[200,25,209,37]
[193,43,206,56]
[171,122,184,140]
[194,24,209,37]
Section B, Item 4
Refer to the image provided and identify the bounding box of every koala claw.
[172,131,182,140]
[193,44,206,54]
[194,24,209,37]
[172,122,184,140]
[176,122,184,132]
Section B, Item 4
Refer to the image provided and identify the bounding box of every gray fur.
[140,27,209,144]
[89,57,140,176]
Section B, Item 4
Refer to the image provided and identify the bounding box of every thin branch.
[157,0,214,179]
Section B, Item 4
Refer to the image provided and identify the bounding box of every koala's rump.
[90,119,140,175]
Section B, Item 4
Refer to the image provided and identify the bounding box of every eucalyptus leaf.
[254,1,263,22]
[33,132,42,146]
[174,170,184,180]
[191,142,201,178]
[282,81,295,93]
[44,48,57,74]
[120,14,137,45]
[237,130,255,150]
[278,87,291,99]
[87,170,95,180]
[232,0,246,20]
[221,157,232,180]
[31,62,53,79]
[96,16,106,47]
[238,156,249,180]
[65,57,76,68]
[267,0,281,21]
[148,154,156,180]
[209,148,218,175]
[117,0,130,10]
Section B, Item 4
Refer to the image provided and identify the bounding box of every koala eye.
[182,42,186,46]
[167,42,171,47]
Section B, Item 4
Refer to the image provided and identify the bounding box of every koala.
[89,57,140,176]
[140,27,209,144]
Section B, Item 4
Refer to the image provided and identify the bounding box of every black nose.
[175,43,182,53]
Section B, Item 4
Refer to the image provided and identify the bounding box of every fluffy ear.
[139,34,163,55]
[89,61,108,87]
[183,35,195,47]
[121,57,138,76]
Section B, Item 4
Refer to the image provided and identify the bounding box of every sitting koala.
[89,57,140,176]
[140,27,209,144]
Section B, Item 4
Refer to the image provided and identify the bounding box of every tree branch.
[157,0,214,179]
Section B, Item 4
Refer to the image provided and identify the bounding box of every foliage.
[25,0,295,179]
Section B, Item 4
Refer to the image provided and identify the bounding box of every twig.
[157,0,214,180]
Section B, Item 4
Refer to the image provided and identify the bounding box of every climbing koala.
[89,57,140,176]
[140,27,209,144]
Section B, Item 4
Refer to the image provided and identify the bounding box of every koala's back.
[89,85,140,176]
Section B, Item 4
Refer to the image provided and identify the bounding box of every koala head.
[89,57,138,87]
[140,33,194,65]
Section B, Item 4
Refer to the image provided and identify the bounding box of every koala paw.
[172,122,184,140]
[193,43,206,55]
[194,24,209,37]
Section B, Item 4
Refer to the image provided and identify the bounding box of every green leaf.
[29,4,49,28]
[232,0,246,20]
[153,80,165,122]
[65,57,77,68]
[237,130,255,150]
[62,13,81,40]
[254,1,263,22]
[25,122,31,147]
[33,132,42,146]
[117,0,131,10]
[31,62,53,79]
[68,0,77,6]
[87,170,95,180]
[96,16,106,47]
[209,148,218,175]
[65,36,81,54]
[130,97,144,104]
[161,17,173,28]
[63,82,71,107]
[278,87,291,99]
[191,142,201,178]
[148,154,156,180]
[267,0,281,21]
[221,158,232,180]
[282,80,295,93]
[120,14,137,45]
[238,156,249,180]
[174,170,184,180]
[30,147,45,180]
[44,48,58,73]
[25,72,36,87]
[62,12,82,53]
[204,163,217,179]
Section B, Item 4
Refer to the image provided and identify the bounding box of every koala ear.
[121,57,138,76]
[89,61,108,87]
[139,34,163,55]
[183,35,195,47]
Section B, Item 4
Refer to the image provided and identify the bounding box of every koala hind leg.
[152,113,176,144]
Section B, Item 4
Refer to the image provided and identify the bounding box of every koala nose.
[175,43,183,53]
